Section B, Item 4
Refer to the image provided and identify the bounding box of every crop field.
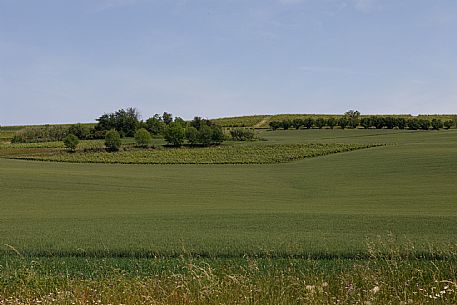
[1,128,456,303]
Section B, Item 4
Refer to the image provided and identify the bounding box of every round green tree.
[164,122,185,146]
[105,129,121,152]
[185,126,199,145]
[63,134,79,152]
[134,128,152,148]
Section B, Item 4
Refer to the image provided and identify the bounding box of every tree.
[345,110,360,129]
[360,117,371,129]
[134,128,152,148]
[185,126,199,145]
[105,129,122,152]
[164,122,185,146]
[384,117,395,129]
[95,108,140,137]
[211,125,225,144]
[281,120,292,130]
[303,118,314,129]
[419,119,430,130]
[395,117,407,129]
[407,118,420,130]
[431,119,443,130]
[315,118,326,129]
[162,112,173,125]
[230,128,254,141]
[198,124,213,146]
[68,123,89,140]
[269,121,281,130]
[372,117,385,129]
[145,115,165,135]
[444,120,454,129]
[326,118,336,129]
[292,119,303,130]
[337,117,349,129]
[63,134,79,152]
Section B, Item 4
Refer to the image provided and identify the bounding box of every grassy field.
[1,128,456,303]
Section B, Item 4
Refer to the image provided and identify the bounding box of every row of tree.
[269,112,456,131]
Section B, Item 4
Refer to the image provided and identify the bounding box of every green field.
[1,129,456,257]
[1,128,457,303]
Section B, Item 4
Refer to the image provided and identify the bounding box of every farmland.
[1,128,456,303]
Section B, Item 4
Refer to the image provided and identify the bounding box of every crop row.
[4,143,380,164]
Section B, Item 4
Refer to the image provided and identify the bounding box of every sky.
[1,0,457,125]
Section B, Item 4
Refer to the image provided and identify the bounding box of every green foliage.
[431,119,444,130]
[326,117,336,129]
[11,125,68,143]
[134,128,152,148]
[185,126,199,145]
[197,124,213,146]
[303,118,314,129]
[162,112,173,125]
[211,125,225,144]
[63,134,79,152]
[337,117,349,129]
[314,118,326,129]
[68,123,90,140]
[96,108,140,137]
[164,122,185,146]
[230,128,255,141]
[444,120,454,129]
[145,115,165,135]
[105,129,122,152]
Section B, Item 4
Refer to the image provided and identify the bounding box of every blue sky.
[1,0,456,125]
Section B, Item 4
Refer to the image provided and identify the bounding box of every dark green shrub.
[372,117,385,129]
[105,129,122,152]
[63,134,79,152]
[384,117,395,129]
[360,117,371,129]
[164,122,185,146]
[211,126,225,144]
[303,118,314,129]
[292,119,303,130]
[198,124,213,146]
[186,126,199,145]
[407,118,420,130]
[230,128,255,141]
[337,117,349,129]
[281,120,292,130]
[431,119,443,130]
[419,119,430,130]
[134,128,152,148]
[326,118,336,129]
[145,116,165,135]
[269,121,281,130]
[315,118,326,129]
[444,120,454,129]
[95,108,140,137]
[68,124,90,140]
[395,118,407,129]
[11,126,68,143]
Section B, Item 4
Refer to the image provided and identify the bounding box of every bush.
[230,128,255,141]
[134,128,152,148]
[337,117,349,129]
[63,134,79,152]
[395,118,407,129]
[431,119,443,130]
[198,124,213,146]
[281,120,292,130]
[269,121,281,130]
[303,118,314,129]
[419,119,430,130]
[326,118,336,129]
[68,124,90,140]
[444,120,454,129]
[314,118,326,129]
[11,125,68,143]
[211,126,225,144]
[105,129,122,152]
[145,116,166,135]
[360,117,371,129]
[164,122,185,146]
[186,126,199,145]
[292,119,303,130]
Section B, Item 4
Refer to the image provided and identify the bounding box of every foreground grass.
[0,143,378,164]
[1,254,456,304]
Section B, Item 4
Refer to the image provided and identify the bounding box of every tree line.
[269,111,457,131]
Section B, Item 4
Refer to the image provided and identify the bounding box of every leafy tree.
[96,108,140,137]
[444,120,454,129]
[105,129,122,152]
[185,126,199,145]
[337,117,349,129]
[431,119,443,130]
[211,125,225,144]
[174,117,187,128]
[384,117,395,129]
[269,121,281,131]
[303,118,314,129]
[315,118,326,129]
[164,122,185,146]
[63,134,79,152]
[345,110,360,129]
[134,128,152,148]
[292,119,303,130]
[372,117,385,129]
[395,117,407,129]
[360,117,371,129]
[145,115,166,135]
[68,124,89,140]
[230,128,255,141]
[281,120,292,130]
[162,112,173,125]
[198,124,213,146]
[326,117,336,129]
[407,118,420,130]
[419,119,430,130]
